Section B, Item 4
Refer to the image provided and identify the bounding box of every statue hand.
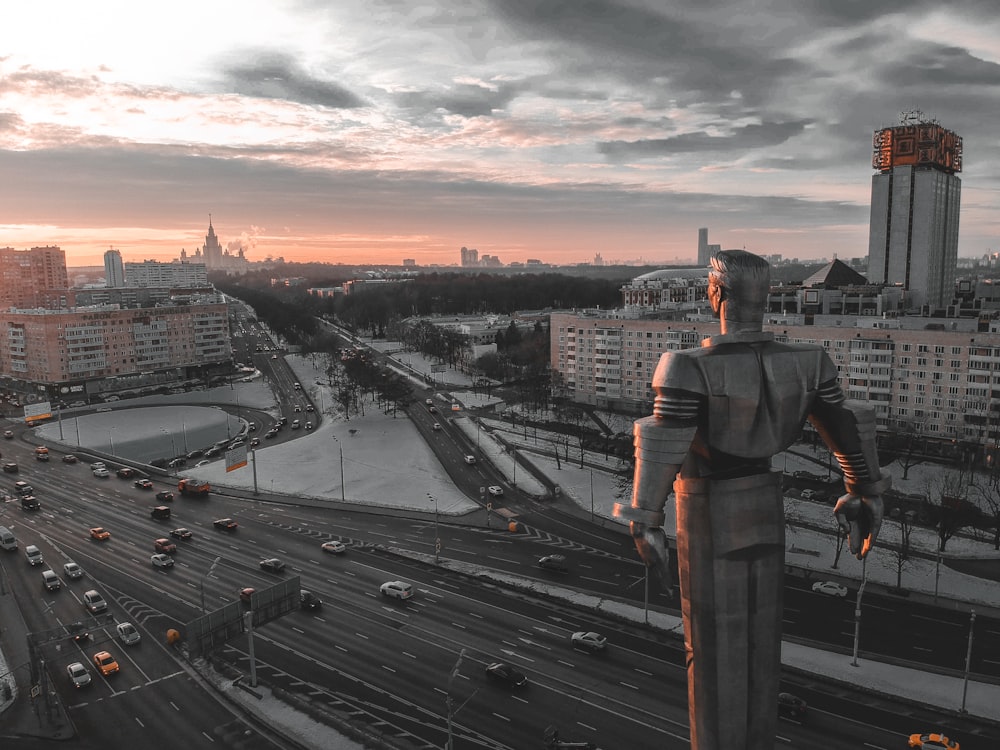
[630,522,673,596]
[833,493,883,560]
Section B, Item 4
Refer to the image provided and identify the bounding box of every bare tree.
[889,509,917,589]
[970,475,1000,550]
[886,416,930,480]
[922,469,978,552]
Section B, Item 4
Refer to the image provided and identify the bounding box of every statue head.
[708,249,769,332]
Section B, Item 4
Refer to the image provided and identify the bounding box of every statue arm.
[808,377,889,559]
[614,388,699,592]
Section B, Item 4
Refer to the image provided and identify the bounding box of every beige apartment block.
[551,311,1000,449]
[0,301,231,395]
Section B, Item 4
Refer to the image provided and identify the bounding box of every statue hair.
[709,249,769,326]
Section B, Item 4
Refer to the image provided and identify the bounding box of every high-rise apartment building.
[696,228,721,267]
[0,246,69,309]
[124,260,209,288]
[460,246,479,267]
[867,117,963,311]
[104,248,125,287]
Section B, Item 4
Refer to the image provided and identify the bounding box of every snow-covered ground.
[13,345,1000,746]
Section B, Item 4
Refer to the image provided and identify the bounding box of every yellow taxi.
[93,651,119,676]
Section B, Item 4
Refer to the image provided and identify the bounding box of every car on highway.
[93,651,119,676]
[42,569,61,591]
[463,454,476,464]
[63,561,84,579]
[428,406,438,413]
[83,590,108,614]
[92,466,110,478]
[116,622,141,645]
[380,581,413,600]
[259,558,285,573]
[570,631,607,652]
[537,554,569,573]
[116,467,136,479]
[154,538,177,554]
[300,590,322,611]
[485,662,527,688]
[66,662,92,688]
[170,527,193,540]
[239,587,255,607]
[213,518,238,532]
[150,505,171,520]
[777,692,808,719]
[432,422,441,431]
[811,580,848,597]
[305,421,313,430]
[90,461,106,471]
[908,734,960,749]
[2,430,12,439]
[156,490,174,502]
[89,527,111,541]
[2,461,17,473]
[25,545,44,566]
[487,485,504,497]
[66,622,90,644]
[151,553,175,568]
[321,540,346,554]
[14,481,33,495]
[62,454,79,464]
[134,478,153,490]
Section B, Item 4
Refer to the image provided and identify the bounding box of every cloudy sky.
[2,1,998,268]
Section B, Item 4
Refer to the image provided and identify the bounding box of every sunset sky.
[2,1,998,268]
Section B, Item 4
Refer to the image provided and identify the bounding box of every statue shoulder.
[651,349,706,392]
[778,341,839,383]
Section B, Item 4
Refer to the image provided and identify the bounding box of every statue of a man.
[614,249,887,749]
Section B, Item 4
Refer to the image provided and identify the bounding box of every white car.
[63,561,84,579]
[90,461,106,471]
[321,540,346,554]
[571,631,607,652]
[116,622,141,645]
[380,581,413,600]
[151,553,175,569]
[812,580,848,597]
[487,486,504,497]
[92,467,110,478]
[66,662,92,688]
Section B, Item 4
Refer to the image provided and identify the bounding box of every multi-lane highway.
[3,427,999,749]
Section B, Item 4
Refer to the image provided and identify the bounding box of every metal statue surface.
[614,249,887,749]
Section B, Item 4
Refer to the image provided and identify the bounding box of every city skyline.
[2,1,999,267]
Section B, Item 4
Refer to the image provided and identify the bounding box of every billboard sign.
[225,444,248,472]
[24,401,52,422]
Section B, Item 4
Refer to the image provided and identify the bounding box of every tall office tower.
[697,228,710,265]
[202,216,223,269]
[867,116,963,311]
[104,248,125,287]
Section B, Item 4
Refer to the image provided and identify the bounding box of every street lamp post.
[333,435,346,501]
[161,428,177,461]
[429,493,440,565]
[961,609,977,713]
[109,427,116,456]
[851,559,868,667]
[200,555,222,613]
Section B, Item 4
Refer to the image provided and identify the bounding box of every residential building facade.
[0,296,232,401]
[551,310,1000,451]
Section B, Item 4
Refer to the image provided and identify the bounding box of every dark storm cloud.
[598,119,813,159]
[484,0,810,108]
[221,52,365,108]
[880,44,1000,87]
[394,81,519,118]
